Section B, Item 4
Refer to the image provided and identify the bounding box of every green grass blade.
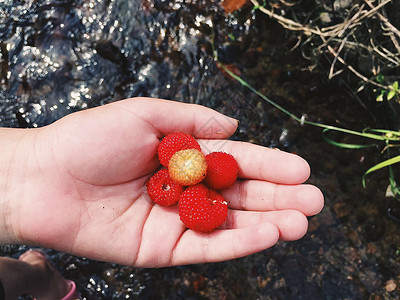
[362,155,400,187]
[389,165,400,198]
[364,128,396,134]
[364,129,400,139]
[322,129,376,149]
[217,62,391,142]
[214,59,400,190]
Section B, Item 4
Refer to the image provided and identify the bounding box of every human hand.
[2,97,323,267]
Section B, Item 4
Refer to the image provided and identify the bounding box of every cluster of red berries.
[146,132,238,232]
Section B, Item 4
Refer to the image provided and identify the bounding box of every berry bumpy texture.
[203,152,238,190]
[146,169,184,206]
[179,184,228,232]
[158,132,201,167]
[169,149,207,186]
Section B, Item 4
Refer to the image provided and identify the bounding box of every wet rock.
[333,0,352,10]
[363,217,386,242]
[95,40,127,65]
[387,197,400,223]
[385,279,397,293]
[333,200,352,219]
[369,294,384,300]
[216,43,241,64]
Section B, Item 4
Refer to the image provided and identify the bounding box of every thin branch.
[329,32,351,79]
[324,41,388,89]
[364,0,400,39]
[251,0,399,92]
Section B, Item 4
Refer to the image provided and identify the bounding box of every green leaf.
[388,90,396,100]
[376,74,385,83]
[393,81,399,91]
[362,155,400,187]
[253,0,267,10]
[376,93,384,102]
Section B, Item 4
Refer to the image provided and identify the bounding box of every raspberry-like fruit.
[203,152,238,190]
[169,149,207,186]
[178,184,228,232]
[146,169,184,206]
[158,132,201,167]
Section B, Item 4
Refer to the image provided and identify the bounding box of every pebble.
[385,280,397,292]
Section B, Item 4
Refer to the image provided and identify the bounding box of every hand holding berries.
[13,97,322,268]
[146,132,239,232]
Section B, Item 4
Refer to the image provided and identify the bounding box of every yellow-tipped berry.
[169,149,207,186]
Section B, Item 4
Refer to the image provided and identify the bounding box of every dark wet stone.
[387,197,400,223]
[364,217,386,242]
[216,43,242,64]
[95,40,127,65]
[321,271,368,300]
[332,200,352,219]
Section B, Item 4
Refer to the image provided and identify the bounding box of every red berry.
[158,132,201,167]
[146,169,184,206]
[179,184,228,232]
[203,152,238,190]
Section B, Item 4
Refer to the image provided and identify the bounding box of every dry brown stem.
[251,0,400,93]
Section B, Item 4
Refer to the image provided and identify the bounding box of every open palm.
[14,98,323,267]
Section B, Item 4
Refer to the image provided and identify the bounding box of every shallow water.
[1,1,400,299]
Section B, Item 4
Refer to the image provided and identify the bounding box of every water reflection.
[1,1,257,128]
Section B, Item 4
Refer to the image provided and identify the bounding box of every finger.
[198,140,310,184]
[170,223,279,265]
[133,204,186,268]
[223,210,309,241]
[115,97,239,139]
[222,181,324,216]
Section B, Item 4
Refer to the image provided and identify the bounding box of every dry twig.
[251,0,400,93]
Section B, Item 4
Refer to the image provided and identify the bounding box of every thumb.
[117,97,239,139]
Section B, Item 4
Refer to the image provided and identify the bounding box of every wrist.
[0,128,38,245]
